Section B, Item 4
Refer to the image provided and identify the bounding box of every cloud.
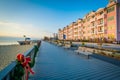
[0,21,22,31]
[0,21,44,38]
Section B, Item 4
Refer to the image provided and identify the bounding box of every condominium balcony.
[98,29,104,33]
[91,32,95,34]
[68,33,73,36]
[74,32,78,35]
[97,23,104,27]
[94,31,97,34]
[90,24,96,28]
[90,18,95,22]
[98,31,104,34]
[97,25,104,32]
[78,24,82,26]
[68,29,72,32]
[79,27,83,30]
[74,35,78,37]
[74,30,78,32]
[78,30,82,33]
[74,25,78,28]
[96,14,104,20]
[91,25,96,28]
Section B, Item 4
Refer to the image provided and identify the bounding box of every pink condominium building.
[58,0,120,43]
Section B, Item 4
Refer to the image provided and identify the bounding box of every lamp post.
[23,35,26,41]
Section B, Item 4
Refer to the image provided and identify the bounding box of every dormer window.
[107,6,114,13]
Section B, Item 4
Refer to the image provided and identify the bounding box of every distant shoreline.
[0,36,24,46]
[0,42,19,46]
[0,36,40,46]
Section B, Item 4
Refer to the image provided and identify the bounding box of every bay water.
[0,36,24,45]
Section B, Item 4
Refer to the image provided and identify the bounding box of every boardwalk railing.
[0,46,37,80]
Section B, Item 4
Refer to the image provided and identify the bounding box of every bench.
[63,44,71,49]
[74,47,93,59]
[75,47,94,53]
[57,43,62,47]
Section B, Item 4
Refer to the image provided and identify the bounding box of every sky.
[0,0,108,39]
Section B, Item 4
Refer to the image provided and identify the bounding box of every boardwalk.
[29,41,120,80]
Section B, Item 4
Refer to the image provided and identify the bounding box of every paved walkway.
[29,41,120,80]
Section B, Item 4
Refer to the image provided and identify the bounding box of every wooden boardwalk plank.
[29,41,120,80]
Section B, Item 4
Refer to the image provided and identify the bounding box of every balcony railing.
[74,25,78,28]
[91,24,96,28]
[78,24,82,26]
[90,18,95,22]
[97,23,104,27]
[97,14,104,20]
[98,29,104,33]
[91,32,95,34]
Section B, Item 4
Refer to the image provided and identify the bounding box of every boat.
[17,37,31,45]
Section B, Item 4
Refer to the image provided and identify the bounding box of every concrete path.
[29,41,120,80]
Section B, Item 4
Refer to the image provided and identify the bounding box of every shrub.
[82,42,85,47]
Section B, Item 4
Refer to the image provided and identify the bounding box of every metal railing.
[0,46,35,80]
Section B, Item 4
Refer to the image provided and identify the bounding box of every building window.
[83,31,85,34]
[83,26,85,29]
[74,28,78,30]
[100,11,103,15]
[92,15,95,18]
[107,16,114,21]
[100,19,103,24]
[100,27,102,32]
[83,21,85,23]
[98,27,103,32]
[91,28,94,33]
[92,22,95,26]
[98,19,103,25]
[107,6,115,13]
[87,18,90,21]
[108,25,115,30]
[74,32,78,35]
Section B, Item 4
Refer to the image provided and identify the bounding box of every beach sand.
[0,44,34,71]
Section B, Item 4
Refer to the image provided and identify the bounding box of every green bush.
[82,42,85,47]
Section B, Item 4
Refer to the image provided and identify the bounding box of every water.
[0,36,24,45]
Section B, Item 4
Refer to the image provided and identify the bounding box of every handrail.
[0,46,35,80]
[0,61,16,80]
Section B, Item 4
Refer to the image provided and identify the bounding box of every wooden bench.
[63,44,71,49]
[75,47,94,53]
[79,51,92,59]
[57,43,62,46]
[74,47,93,59]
